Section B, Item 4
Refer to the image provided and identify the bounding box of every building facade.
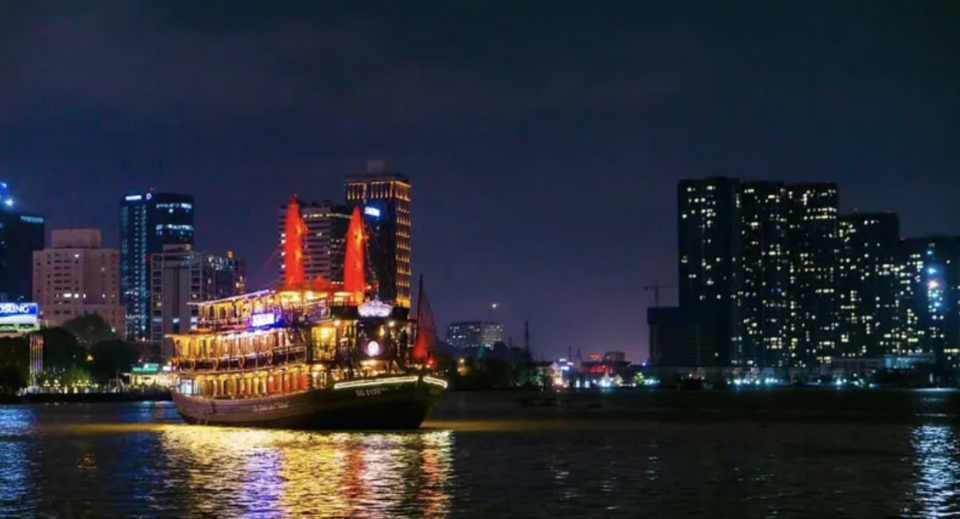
[150,245,245,347]
[837,213,902,359]
[446,321,505,349]
[676,177,741,366]
[0,183,45,302]
[738,181,790,367]
[278,200,352,287]
[785,183,840,367]
[674,178,840,369]
[345,160,412,308]
[120,191,194,341]
[647,306,722,368]
[899,236,960,373]
[32,229,124,337]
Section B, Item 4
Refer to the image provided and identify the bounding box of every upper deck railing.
[190,289,361,332]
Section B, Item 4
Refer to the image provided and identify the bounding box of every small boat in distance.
[168,197,446,429]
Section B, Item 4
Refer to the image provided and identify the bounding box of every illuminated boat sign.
[250,312,277,328]
[358,300,392,318]
[364,206,381,218]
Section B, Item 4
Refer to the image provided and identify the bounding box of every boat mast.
[414,274,424,367]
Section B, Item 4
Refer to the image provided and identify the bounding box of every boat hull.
[173,375,445,430]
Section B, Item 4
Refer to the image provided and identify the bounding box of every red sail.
[282,195,306,288]
[343,205,366,302]
[413,285,435,360]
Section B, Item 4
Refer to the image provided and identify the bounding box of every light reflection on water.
[158,426,453,518]
[1,393,960,518]
[909,425,960,518]
[0,407,32,514]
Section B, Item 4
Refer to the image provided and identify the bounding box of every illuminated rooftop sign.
[364,206,381,218]
[125,195,143,202]
[20,216,44,224]
[0,303,38,325]
[132,363,161,374]
[358,300,393,318]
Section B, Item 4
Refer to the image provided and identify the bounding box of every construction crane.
[643,280,676,307]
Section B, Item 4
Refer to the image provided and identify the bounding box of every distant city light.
[125,195,143,202]
[928,280,939,289]
[928,267,937,275]
[363,206,381,218]
[4,199,12,207]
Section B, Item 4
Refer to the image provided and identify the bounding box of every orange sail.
[413,277,434,360]
[282,195,306,288]
[343,205,366,302]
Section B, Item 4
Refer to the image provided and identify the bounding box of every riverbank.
[432,387,960,425]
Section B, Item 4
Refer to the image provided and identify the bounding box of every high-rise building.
[676,178,840,369]
[738,181,790,367]
[785,183,840,367]
[899,236,960,373]
[32,229,124,337]
[345,160,412,308]
[0,182,45,302]
[677,177,741,366]
[445,321,504,349]
[120,191,195,341]
[150,244,245,348]
[278,200,352,287]
[837,213,902,359]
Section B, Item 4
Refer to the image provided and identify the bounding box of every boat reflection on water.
[159,426,453,518]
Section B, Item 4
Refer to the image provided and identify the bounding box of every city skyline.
[2,2,959,361]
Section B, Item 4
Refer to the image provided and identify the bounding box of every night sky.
[1,2,958,362]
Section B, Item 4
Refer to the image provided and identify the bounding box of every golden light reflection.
[158,425,453,519]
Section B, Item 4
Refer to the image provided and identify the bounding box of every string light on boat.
[422,376,448,389]
[333,375,419,390]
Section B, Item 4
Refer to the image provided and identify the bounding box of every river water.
[1,390,959,518]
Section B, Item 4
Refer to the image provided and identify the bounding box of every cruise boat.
[168,197,446,429]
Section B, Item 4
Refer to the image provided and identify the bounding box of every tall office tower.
[0,182,45,302]
[278,200,352,287]
[32,229,124,337]
[120,191,194,341]
[785,183,840,367]
[345,160,412,308]
[676,177,741,366]
[837,213,902,359]
[899,236,960,373]
[150,244,245,348]
[738,182,790,367]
